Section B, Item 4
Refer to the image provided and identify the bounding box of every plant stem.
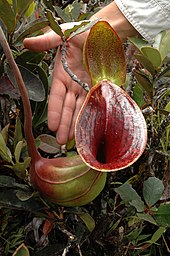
[61,37,90,92]
[0,27,39,162]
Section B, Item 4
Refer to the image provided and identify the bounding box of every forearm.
[90,1,139,41]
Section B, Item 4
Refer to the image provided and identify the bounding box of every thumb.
[23,30,62,51]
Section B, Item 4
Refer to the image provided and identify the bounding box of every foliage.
[0,0,170,255]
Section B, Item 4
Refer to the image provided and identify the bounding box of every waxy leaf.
[12,243,30,256]
[134,53,156,76]
[46,9,63,37]
[155,204,170,227]
[143,177,164,207]
[75,80,147,171]
[114,183,145,212]
[134,70,153,98]
[0,0,16,33]
[153,30,170,61]
[141,46,162,68]
[14,17,49,44]
[84,21,126,86]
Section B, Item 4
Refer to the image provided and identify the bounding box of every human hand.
[23,2,138,145]
[24,23,91,145]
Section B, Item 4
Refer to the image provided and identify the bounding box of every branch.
[61,37,90,92]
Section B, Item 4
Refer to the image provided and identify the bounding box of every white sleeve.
[114,0,170,43]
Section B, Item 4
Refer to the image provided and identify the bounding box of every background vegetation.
[0,0,170,255]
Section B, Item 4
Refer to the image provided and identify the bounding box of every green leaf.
[12,243,30,256]
[12,157,31,179]
[15,0,34,20]
[78,212,95,232]
[14,17,49,44]
[64,20,99,39]
[157,66,170,80]
[6,64,45,102]
[141,46,162,69]
[24,1,35,18]
[153,30,170,61]
[134,53,156,76]
[0,189,45,211]
[0,175,27,189]
[0,133,13,163]
[46,9,63,37]
[16,189,34,201]
[0,0,16,33]
[132,83,145,107]
[1,124,9,144]
[134,70,153,98]
[165,101,170,112]
[66,0,81,22]
[143,177,164,207]
[28,63,49,127]
[150,226,166,244]
[136,213,157,225]
[37,134,61,154]
[155,204,170,227]
[54,5,71,23]
[14,116,23,149]
[128,36,149,51]
[14,140,23,162]
[16,50,45,66]
[114,183,145,212]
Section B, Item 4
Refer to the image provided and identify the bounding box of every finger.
[56,91,77,145]
[48,83,66,132]
[23,30,62,51]
[68,94,86,141]
[48,49,67,131]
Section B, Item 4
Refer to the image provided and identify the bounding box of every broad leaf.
[6,64,45,102]
[128,37,149,51]
[141,46,162,69]
[14,140,23,162]
[143,177,164,207]
[132,83,145,107]
[14,116,23,148]
[134,53,156,76]
[155,204,170,227]
[137,213,157,225]
[12,243,30,256]
[150,227,166,244]
[1,124,9,144]
[84,20,126,86]
[153,30,170,61]
[15,0,34,20]
[75,80,147,172]
[0,0,16,33]
[65,19,100,40]
[115,183,145,212]
[134,70,153,98]
[24,1,35,18]
[46,9,63,37]
[54,5,71,23]
[0,175,27,189]
[78,212,95,232]
[165,101,170,112]
[14,18,49,44]
[0,189,45,211]
[0,75,20,99]
[0,133,13,163]
[37,134,61,154]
